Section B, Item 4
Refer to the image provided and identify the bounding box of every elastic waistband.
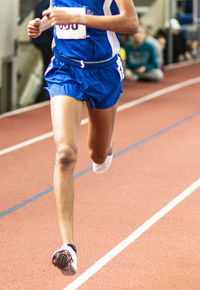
[54,53,118,69]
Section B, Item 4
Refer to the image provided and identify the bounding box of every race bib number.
[56,7,86,39]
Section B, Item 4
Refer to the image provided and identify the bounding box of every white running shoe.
[52,244,77,276]
[93,153,113,174]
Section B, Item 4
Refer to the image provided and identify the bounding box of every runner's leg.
[51,95,83,245]
[86,103,117,164]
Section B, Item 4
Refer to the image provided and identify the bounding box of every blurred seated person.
[119,33,129,72]
[156,36,167,68]
[125,26,163,82]
[120,33,129,47]
[190,40,199,59]
[156,18,192,64]
[144,27,166,69]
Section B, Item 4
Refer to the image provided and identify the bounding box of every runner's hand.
[43,8,73,26]
[27,18,42,38]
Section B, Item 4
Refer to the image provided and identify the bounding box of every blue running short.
[44,53,124,109]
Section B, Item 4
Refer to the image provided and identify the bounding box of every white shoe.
[52,244,77,276]
[93,153,113,174]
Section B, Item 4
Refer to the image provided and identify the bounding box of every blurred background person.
[156,18,192,65]
[144,26,166,70]
[190,40,200,59]
[31,0,53,102]
[119,34,129,73]
[125,26,163,82]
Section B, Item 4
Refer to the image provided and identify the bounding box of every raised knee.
[90,150,106,164]
[56,144,77,168]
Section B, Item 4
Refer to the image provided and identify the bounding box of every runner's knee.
[56,143,78,168]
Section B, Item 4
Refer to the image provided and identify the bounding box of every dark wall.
[19,0,41,22]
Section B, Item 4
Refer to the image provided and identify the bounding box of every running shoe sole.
[52,245,77,276]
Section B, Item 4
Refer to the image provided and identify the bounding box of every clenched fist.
[27,18,42,38]
[43,8,75,26]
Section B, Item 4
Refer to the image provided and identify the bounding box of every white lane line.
[117,77,200,112]
[0,118,88,156]
[0,132,53,155]
[0,100,50,119]
[64,178,200,290]
[0,60,199,120]
[1,77,200,156]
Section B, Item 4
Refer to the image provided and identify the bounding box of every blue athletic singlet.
[51,0,120,61]
[45,0,124,109]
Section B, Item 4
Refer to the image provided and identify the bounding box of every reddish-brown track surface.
[0,61,200,290]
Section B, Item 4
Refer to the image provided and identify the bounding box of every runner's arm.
[43,0,139,34]
[27,0,53,38]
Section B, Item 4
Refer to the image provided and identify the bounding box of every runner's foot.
[93,152,113,174]
[52,244,77,276]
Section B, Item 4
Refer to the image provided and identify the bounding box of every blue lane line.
[114,110,200,158]
[0,187,53,218]
[0,110,200,219]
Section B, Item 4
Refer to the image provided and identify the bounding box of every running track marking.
[64,178,200,290]
[0,110,199,218]
[1,76,200,156]
[0,100,50,119]
[0,60,199,120]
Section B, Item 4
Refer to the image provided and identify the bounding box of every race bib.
[56,7,86,39]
